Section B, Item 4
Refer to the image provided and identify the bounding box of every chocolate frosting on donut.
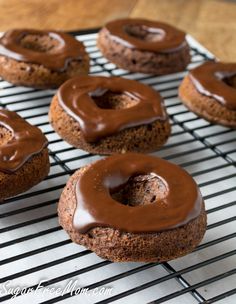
[104,18,187,53]
[73,153,203,233]
[0,29,86,71]
[58,76,167,142]
[0,109,48,173]
[189,61,236,111]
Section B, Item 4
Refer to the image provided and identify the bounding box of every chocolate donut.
[0,109,50,201]
[97,18,191,74]
[58,153,207,262]
[0,29,89,88]
[179,61,236,128]
[49,75,170,154]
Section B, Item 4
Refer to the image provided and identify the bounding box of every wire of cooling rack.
[0,29,235,304]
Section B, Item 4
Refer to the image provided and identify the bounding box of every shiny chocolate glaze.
[0,29,86,71]
[73,153,203,233]
[189,61,236,111]
[104,18,188,53]
[0,109,48,173]
[57,75,168,142]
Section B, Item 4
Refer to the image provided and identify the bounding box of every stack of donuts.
[1,17,234,262]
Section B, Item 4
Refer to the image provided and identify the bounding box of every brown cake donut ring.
[58,153,207,262]
[49,75,171,154]
[0,109,50,201]
[0,29,89,89]
[179,61,236,128]
[97,18,191,74]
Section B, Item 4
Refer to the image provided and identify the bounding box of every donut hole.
[0,126,13,146]
[111,173,168,207]
[20,34,60,53]
[124,24,165,42]
[222,75,236,88]
[91,90,139,110]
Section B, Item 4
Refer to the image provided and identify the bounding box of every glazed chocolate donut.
[0,29,89,88]
[97,18,191,74]
[49,75,170,154]
[58,153,207,262]
[0,109,50,200]
[179,61,236,128]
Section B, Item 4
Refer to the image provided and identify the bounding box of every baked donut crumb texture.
[0,29,89,88]
[97,18,191,74]
[0,109,50,201]
[49,76,171,154]
[58,154,207,262]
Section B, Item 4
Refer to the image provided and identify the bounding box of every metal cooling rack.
[0,29,235,304]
